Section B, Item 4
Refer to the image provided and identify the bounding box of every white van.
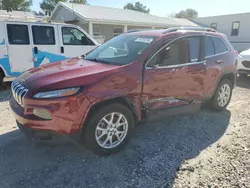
[0,20,98,85]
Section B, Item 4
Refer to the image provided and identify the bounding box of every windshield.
[84,35,156,65]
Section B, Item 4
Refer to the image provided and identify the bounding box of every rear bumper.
[9,94,91,135]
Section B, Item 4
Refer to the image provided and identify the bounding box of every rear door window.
[205,36,215,57]
[7,24,30,45]
[188,37,201,62]
[32,26,55,45]
[211,37,228,54]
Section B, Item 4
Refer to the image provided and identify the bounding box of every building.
[51,2,197,43]
[193,13,250,52]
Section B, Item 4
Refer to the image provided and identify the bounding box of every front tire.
[83,103,134,156]
[210,79,233,111]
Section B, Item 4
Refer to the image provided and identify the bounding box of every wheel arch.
[210,72,236,99]
[82,95,142,130]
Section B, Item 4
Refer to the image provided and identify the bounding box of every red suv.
[10,27,237,155]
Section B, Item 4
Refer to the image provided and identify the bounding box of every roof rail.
[162,27,217,34]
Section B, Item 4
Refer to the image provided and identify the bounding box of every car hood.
[240,49,250,57]
[17,57,121,92]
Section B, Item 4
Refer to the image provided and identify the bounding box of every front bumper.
[237,56,250,71]
[17,120,57,141]
[238,69,250,75]
[10,93,91,135]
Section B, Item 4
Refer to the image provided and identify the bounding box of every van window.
[32,26,55,45]
[205,36,215,57]
[62,27,95,45]
[7,24,30,45]
[211,37,228,54]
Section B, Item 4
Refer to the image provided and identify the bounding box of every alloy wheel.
[95,112,128,149]
[218,84,231,107]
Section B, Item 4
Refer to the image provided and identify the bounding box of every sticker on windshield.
[135,38,153,43]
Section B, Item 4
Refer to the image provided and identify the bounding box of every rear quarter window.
[211,37,228,54]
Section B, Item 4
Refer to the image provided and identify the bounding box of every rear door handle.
[215,60,223,64]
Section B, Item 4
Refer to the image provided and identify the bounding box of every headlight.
[33,87,80,99]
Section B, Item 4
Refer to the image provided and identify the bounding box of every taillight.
[235,50,239,56]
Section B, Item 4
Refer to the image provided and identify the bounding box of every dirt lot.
[0,78,249,188]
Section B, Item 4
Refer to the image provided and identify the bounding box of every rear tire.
[82,103,134,156]
[210,79,233,111]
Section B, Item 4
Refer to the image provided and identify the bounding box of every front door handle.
[215,60,223,64]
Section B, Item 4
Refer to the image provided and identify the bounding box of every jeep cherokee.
[10,27,237,156]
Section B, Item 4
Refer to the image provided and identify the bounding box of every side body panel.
[83,61,143,121]
[142,63,206,110]
[141,34,207,110]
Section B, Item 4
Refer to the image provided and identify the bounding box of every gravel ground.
[0,78,249,188]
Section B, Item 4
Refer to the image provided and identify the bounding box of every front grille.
[242,61,250,68]
[11,81,28,107]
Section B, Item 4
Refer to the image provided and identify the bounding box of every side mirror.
[81,54,85,59]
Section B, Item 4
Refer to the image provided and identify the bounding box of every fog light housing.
[33,109,52,120]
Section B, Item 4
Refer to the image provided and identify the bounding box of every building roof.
[0,10,44,21]
[195,12,250,19]
[52,2,197,27]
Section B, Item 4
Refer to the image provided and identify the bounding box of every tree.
[40,0,87,12]
[71,0,87,3]
[1,0,32,11]
[124,2,150,14]
[174,8,198,19]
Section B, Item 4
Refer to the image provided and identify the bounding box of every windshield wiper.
[85,57,102,63]
[85,57,115,65]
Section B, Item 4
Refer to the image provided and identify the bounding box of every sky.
[32,0,250,17]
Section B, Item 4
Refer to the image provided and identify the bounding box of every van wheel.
[83,103,134,156]
[210,79,233,111]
